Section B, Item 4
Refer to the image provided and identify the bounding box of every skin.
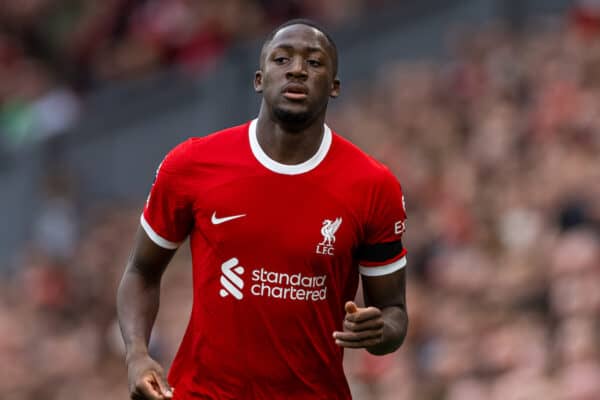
[254,24,340,165]
[333,269,408,355]
[117,228,175,400]
[117,23,408,400]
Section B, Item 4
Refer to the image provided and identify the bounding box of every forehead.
[267,24,332,56]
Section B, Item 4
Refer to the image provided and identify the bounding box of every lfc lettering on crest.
[316,244,335,255]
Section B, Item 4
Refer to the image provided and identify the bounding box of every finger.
[345,301,358,314]
[343,317,384,332]
[345,307,382,323]
[136,375,166,400]
[334,328,384,342]
[335,337,383,348]
[152,371,174,398]
[134,386,161,400]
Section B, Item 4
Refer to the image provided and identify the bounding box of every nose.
[286,56,308,79]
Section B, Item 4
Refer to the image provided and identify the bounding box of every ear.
[254,70,263,93]
[329,78,341,98]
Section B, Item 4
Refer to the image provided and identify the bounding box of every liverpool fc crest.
[316,217,342,256]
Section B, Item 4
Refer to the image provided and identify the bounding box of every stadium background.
[1,0,600,399]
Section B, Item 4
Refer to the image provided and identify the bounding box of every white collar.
[248,118,332,175]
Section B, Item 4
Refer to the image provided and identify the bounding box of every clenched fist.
[127,353,174,400]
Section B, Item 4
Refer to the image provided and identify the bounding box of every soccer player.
[117,19,408,400]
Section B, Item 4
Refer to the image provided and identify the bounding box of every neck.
[255,104,327,165]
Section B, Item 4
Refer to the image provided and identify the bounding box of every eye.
[274,57,289,64]
[307,59,322,67]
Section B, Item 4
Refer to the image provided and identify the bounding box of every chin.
[273,106,312,126]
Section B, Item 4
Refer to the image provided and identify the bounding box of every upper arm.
[142,140,195,248]
[358,167,408,309]
[361,268,406,310]
[128,141,195,280]
[127,225,177,283]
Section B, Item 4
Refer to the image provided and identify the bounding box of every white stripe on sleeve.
[359,256,407,277]
[140,214,181,249]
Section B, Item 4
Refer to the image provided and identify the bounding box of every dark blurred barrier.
[0,0,571,267]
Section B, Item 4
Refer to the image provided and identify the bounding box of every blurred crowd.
[0,0,384,148]
[2,6,600,400]
[334,14,600,400]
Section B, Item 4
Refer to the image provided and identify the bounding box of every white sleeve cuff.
[140,214,181,249]
[359,256,407,277]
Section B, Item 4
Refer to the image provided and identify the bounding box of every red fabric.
[571,6,600,38]
[143,121,407,399]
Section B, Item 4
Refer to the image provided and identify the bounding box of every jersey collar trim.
[248,118,332,175]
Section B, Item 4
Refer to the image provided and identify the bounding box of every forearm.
[117,264,162,361]
[367,305,408,355]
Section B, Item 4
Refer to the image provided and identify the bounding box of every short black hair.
[260,18,338,76]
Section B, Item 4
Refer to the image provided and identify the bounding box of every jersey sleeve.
[141,141,194,249]
[357,168,407,276]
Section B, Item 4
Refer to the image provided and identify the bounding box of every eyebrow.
[272,44,326,54]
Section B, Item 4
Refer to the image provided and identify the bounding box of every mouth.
[282,84,308,100]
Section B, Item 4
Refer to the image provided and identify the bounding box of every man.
[117,19,408,400]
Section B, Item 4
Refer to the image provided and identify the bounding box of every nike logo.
[211,212,247,225]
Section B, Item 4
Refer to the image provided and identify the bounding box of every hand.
[333,301,385,349]
[127,353,174,400]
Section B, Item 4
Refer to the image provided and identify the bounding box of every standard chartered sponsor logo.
[219,258,327,301]
[219,258,245,299]
[251,268,327,301]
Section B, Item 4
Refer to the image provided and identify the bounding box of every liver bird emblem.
[320,217,342,247]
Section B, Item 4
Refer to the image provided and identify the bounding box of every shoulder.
[329,131,398,185]
[160,121,250,173]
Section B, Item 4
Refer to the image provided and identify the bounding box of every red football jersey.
[142,119,407,399]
